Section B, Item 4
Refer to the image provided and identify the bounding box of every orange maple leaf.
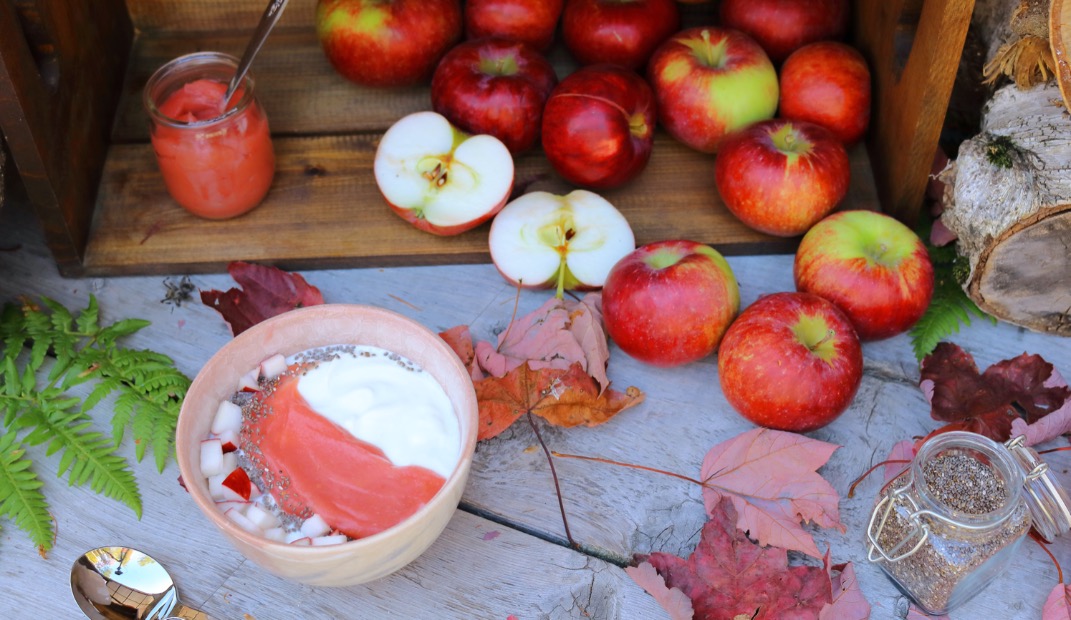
[474,362,644,441]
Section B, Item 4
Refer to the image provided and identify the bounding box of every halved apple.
[488,189,636,294]
[374,111,515,235]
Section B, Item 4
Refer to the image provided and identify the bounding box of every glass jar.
[143,51,275,219]
[867,431,1071,615]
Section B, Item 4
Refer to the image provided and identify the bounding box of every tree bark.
[941,82,1071,335]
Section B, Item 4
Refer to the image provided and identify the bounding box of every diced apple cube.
[220,452,238,475]
[311,534,349,546]
[218,428,240,453]
[286,532,312,546]
[299,513,331,538]
[221,467,252,501]
[212,400,243,435]
[225,507,261,534]
[215,500,250,514]
[246,504,280,530]
[237,367,261,392]
[263,527,288,542]
[199,438,224,477]
[259,353,288,381]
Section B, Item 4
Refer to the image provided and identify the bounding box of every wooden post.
[0,1,133,275]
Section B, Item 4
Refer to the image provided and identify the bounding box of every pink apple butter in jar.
[241,346,461,539]
[144,52,275,219]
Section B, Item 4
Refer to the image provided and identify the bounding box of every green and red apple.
[373,111,514,235]
[488,189,636,295]
[647,27,778,153]
[602,240,740,367]
[718,291,862,432]
[317,0,462,87]
[794,210,935,341]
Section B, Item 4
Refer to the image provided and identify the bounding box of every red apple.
[780,42,871,145]
[431,38,558,154]
[718,291,862,432]
[541,64,656,189]
[373,111,514,235]
[561,0,680,71]
[465,0,564,52]
[718,0,850,64]
[316,0,462,87]
[714,118,849,237]
[602,240,740,367]
[647,27,778,153]
[794,210,935,341]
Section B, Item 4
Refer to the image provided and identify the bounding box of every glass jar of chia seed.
[866,431,1071,615]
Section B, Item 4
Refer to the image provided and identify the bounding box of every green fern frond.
[908,224,996,362]
[22,408,141,517]
[0,295,188,551]
[0,431,54,552]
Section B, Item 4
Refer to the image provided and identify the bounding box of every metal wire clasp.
[866,479,930,563]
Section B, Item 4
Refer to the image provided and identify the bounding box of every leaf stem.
[847,459,911,498]
[552,451,706,487]
[527,413,576,549]
[1030,529,1063,583]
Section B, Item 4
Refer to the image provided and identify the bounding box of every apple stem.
[810,329,836,351]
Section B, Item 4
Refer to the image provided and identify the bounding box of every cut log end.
[970,206,1071,335]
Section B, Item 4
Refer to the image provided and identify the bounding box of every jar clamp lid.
[867,433,1071,563]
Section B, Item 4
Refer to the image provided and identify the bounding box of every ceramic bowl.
[176,304,478,586]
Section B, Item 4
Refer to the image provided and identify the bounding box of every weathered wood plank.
[84,133,879,276]
[4,190,1071,618]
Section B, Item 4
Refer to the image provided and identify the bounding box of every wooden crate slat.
[114,30,445,142]
[127,0,319,35]
[83,131,878,276]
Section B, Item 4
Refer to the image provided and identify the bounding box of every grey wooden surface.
[1,190,1069,619]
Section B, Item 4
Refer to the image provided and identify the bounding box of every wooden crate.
[0,0,974,277]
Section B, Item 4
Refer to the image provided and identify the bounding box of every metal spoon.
[221,0,290,111]
[71,546,210,620]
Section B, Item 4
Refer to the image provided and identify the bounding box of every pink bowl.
[176,304,478,586]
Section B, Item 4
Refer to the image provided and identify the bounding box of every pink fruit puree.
[248,375,445,538]
[151,79,274,219]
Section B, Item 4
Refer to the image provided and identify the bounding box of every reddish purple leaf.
[639,498,831,620]
[920,342,1071,442]
[200,261,324,336]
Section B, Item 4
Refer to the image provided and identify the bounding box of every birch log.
[941,81,1071,335]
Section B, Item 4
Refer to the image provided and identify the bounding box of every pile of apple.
[318,0,935,434]
[198,354,348,546]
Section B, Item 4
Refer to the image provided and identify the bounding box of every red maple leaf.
[920,342,1071,443]
[635,497,832,620]
[200,261,324,335]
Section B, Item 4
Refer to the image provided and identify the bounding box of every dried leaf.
[1010,366,1071,446]
[640,498,831,620]
[1043,583,1071,620]
[200,261,324,336]
[474,293,609,390]
[625,561,695,620]
[883,440,916,484]
[443,292,641,440]
[701,428,844,560]
[439,325,485,382]
[473,362,643,440]
[920,342,1071,442]
[819,555,870,620]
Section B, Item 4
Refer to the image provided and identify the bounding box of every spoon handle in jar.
[222,0,290,109]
